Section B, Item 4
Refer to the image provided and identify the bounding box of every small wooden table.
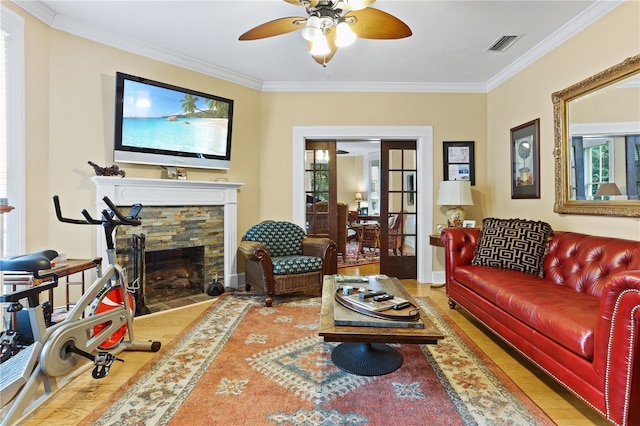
[357,215,380,223]
[429,234,444,247]
[31,258,102,310]
[318,275,444,376]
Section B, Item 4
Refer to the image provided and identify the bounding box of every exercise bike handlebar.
[102,197,141,226]
[53,195,142,227]
[53,195,90,225]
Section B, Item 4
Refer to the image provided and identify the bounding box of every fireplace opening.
[144,246,205,306]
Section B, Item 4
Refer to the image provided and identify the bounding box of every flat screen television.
[113,72,234,170]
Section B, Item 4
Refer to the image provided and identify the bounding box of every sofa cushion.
[272,255,323,275]
[472,217,553,277]
[454,265,599,360]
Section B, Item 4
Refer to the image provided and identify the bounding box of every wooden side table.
[429,234,444,247]
[31,258,102,311]
[429,234,446,287]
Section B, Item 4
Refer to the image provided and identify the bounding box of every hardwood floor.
[7,263,608,425]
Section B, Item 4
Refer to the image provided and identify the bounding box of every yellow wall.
[9,2,262,259]
[258,91,487,225]
[8,0,639,274]
[486,0,640,238]
[336,155,364,210]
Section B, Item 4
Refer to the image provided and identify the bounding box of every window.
[1,6,26,257]
[583,138,613,199]
[368,160,380,214]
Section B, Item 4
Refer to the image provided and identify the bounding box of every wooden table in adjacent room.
[318,275,444,376]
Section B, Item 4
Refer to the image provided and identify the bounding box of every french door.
[380,140,417,279]
[304,141,338,245]
[303,139,418,279]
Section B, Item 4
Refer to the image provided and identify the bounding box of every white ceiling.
[14,0,622,92]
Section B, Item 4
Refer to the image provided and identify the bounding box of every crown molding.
[13,0,622,94]
[12,0,264,91]
[485,0,623,91]
[261,81,487,93]
[12,0,55,25]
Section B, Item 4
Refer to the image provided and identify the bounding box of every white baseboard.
[431,271,446,285]
[231,273,244,290]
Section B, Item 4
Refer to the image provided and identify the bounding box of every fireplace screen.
[144,246,205,305]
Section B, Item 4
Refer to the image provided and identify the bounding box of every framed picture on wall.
[443,141,475,185]
[510,119,540,199]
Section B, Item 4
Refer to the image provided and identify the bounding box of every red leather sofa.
[441,227,640,426]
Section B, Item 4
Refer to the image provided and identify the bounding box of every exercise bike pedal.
[0,342,41,406]
[91,351,124,379]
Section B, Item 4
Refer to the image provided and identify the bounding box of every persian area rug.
[338,241,380,268]
[80,294,553,426]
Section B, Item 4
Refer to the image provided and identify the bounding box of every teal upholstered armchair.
[238,221,337,307]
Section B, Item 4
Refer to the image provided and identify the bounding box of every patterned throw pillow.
[471,218,553,277]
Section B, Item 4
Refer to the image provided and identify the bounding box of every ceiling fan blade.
[337,0,376,11]
[239,17,306,40]
[347,8,412,39]
[310,29,338,65]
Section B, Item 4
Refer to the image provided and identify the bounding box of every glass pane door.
[380,140,417,279]
[305,141,337,240]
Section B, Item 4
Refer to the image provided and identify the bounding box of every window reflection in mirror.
[564,68,640,205]
[569,135,639,200]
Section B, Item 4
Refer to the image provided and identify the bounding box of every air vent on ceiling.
[485,35,522,52]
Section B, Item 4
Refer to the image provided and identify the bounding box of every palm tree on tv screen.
[205,98,229,118]
[181,94,201,115]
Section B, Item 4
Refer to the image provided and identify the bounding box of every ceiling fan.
[239,0,412,66]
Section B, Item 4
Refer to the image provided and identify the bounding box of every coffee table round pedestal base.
[331,342,402,376]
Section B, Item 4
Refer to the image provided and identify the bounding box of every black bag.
[207,279,225,296]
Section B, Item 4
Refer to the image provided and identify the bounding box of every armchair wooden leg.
[245,283,252,292]
[265,295,274,307]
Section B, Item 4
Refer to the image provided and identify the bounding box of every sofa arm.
[303,237,338,275]
[441,228,481,286]
[594,270,640,426]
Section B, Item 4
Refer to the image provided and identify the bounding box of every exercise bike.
[0,196,161,425]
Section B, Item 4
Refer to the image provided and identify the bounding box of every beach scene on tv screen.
[122,80,230,156]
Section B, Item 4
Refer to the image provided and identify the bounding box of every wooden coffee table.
[318,275,444,376]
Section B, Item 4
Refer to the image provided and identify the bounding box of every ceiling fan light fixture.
[301,16,322,41]
[310,34,331,56]
[335,21,357,47]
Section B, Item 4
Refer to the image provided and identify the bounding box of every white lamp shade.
[335,21,357,47]
[595,182,622,196]
[310,35,331,56]
[301,16,321,41]
[437,180,474,206]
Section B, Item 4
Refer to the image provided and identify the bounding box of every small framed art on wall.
[510,119,540,199]
[443,141,475,185]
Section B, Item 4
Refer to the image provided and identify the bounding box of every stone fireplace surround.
[91,176,243,290]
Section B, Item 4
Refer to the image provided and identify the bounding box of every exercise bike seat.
[1,250,59,307]
[0,249,58,273]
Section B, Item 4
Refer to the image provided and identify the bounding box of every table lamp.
[595,182,622,200]
[436,180,474,227]
[354,192,363,211]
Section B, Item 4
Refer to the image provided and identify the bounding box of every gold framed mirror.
[553,54,640,217]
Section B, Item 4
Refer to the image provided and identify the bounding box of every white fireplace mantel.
[91,176,244,289]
